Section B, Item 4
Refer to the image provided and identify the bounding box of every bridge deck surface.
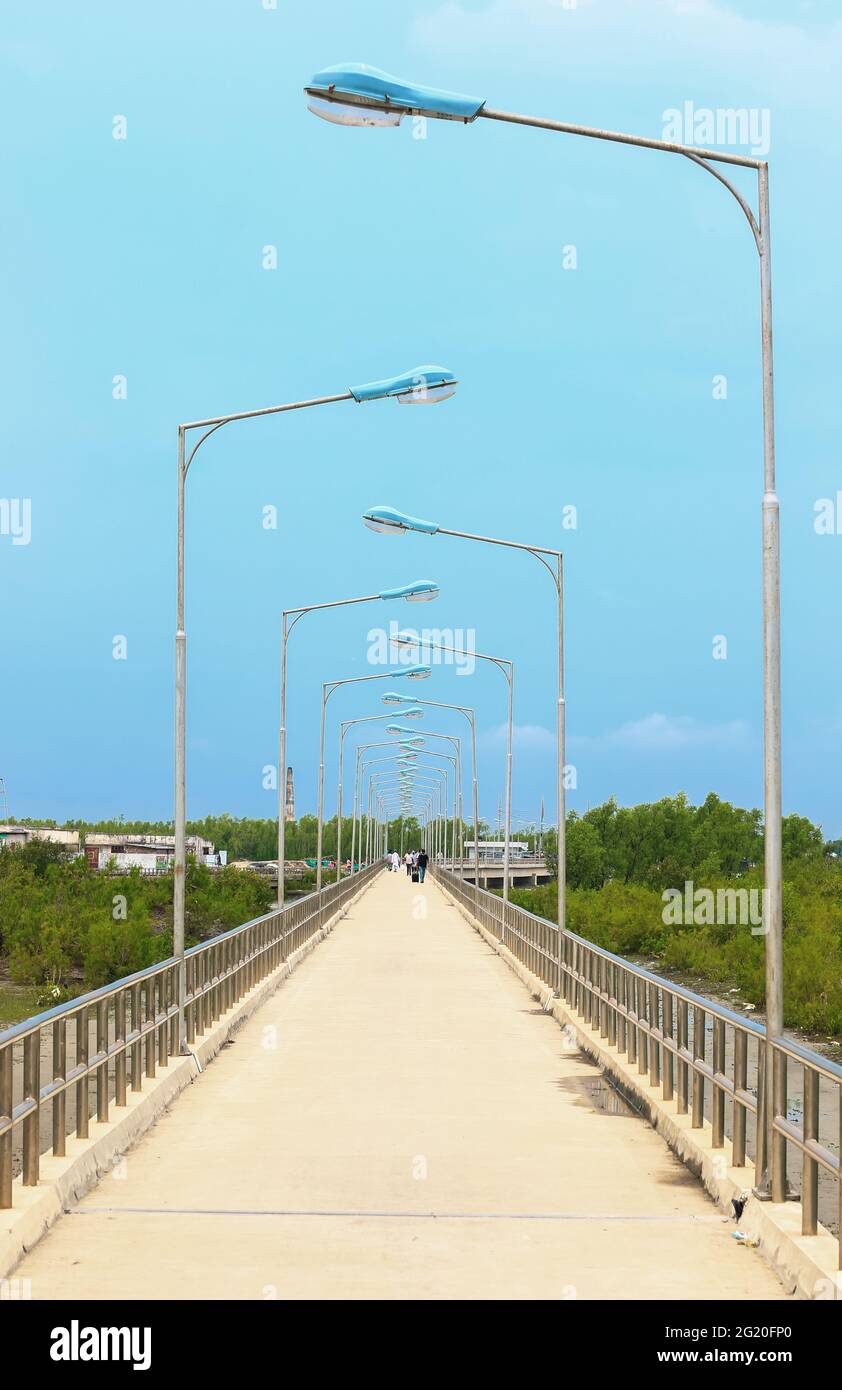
[17,871,787,1300]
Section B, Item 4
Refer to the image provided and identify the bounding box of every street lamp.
[176,364,455,1050]
[393,629,514,907]
[365,506,563,978]
[316,665,431,888]
[377,761,452,856]
[307,61,783,1200]
[335,709,425,881]
[369,770,444,860]
[359,750,449,862]
[382,692,479,891]
[279,578,439,903]
[350,738,426,870]
[386,723,461,867]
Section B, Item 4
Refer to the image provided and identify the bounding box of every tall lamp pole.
[392,631,514,906]
[279,584,436,902]
[368,510,561,944]
[382,692,479,877]
[336,706,425,882]
[316,666,431,888]
[307,64,783,1197]
[385,724,461,868]
[176,364,455,1050]
[350,739,425,871]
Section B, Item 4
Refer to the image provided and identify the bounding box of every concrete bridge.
[449,855,554,890]
[1,867,839,1300]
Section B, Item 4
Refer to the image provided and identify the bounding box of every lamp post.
[176,365,455,1051]
[393,630,514,907]
[385,724,461,868]
[350,739,426,871]
[376,753,454,857]
[316,665,431,889]
[382,692,479,887]
[366,508,563,975]
[281,590,434,900]
[360,753,447,860]
[306,63,783,1197]
[336,706,424,882]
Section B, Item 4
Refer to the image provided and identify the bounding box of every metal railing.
[434,865,842,1264]
[0,864,380,1206]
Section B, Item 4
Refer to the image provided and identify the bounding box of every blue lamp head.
[365,507,439,537]
[378,579,439,602]
[350,365,457,405]
[400,664,431,681]
[381,691,405,705]
[305,64,485,126]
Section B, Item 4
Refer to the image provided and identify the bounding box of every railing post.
[53,1019,67,1155]
[772,1046,788,1203]
[676,1000,688,1115]
[131,982,143,1092]
[115,992,127,1108]
[802,1064,819,1236]
[662,992,674,1103]
[691,1006,705,1129]
[0,1044,13,1208]
[97,1000,109,1123]
[712,1017,725,1147]
[649,983,660,1088]
[754,1044,766,1189]
[22,1030,40,1186]
[145,981,156,1079]
[732,1029,747,1166]
[157,975,168,1069]
[617,966,627,1055]
[76,1008,90,1137]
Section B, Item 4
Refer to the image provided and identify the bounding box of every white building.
[84,833,225,873]
[464,840,533,863]
[0,825,81,852]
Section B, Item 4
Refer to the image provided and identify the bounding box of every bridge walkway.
[15,871,788,1300]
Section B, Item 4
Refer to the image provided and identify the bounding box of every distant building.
[464,840,533,863]
[84,833,225,873]
[0,825,81,852]
[285,767,295,823]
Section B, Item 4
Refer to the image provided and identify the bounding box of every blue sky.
[1,0,840,835]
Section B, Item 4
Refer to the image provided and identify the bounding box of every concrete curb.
[440,884,840,1302]
[0,875,378,1282]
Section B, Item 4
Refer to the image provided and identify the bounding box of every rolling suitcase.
[411,868,419,882]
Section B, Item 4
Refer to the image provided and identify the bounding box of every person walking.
[404,850,412,877]
[416,847,428,884]
[390,849,400,872]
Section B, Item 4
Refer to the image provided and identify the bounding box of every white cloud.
[572,711,749,753]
